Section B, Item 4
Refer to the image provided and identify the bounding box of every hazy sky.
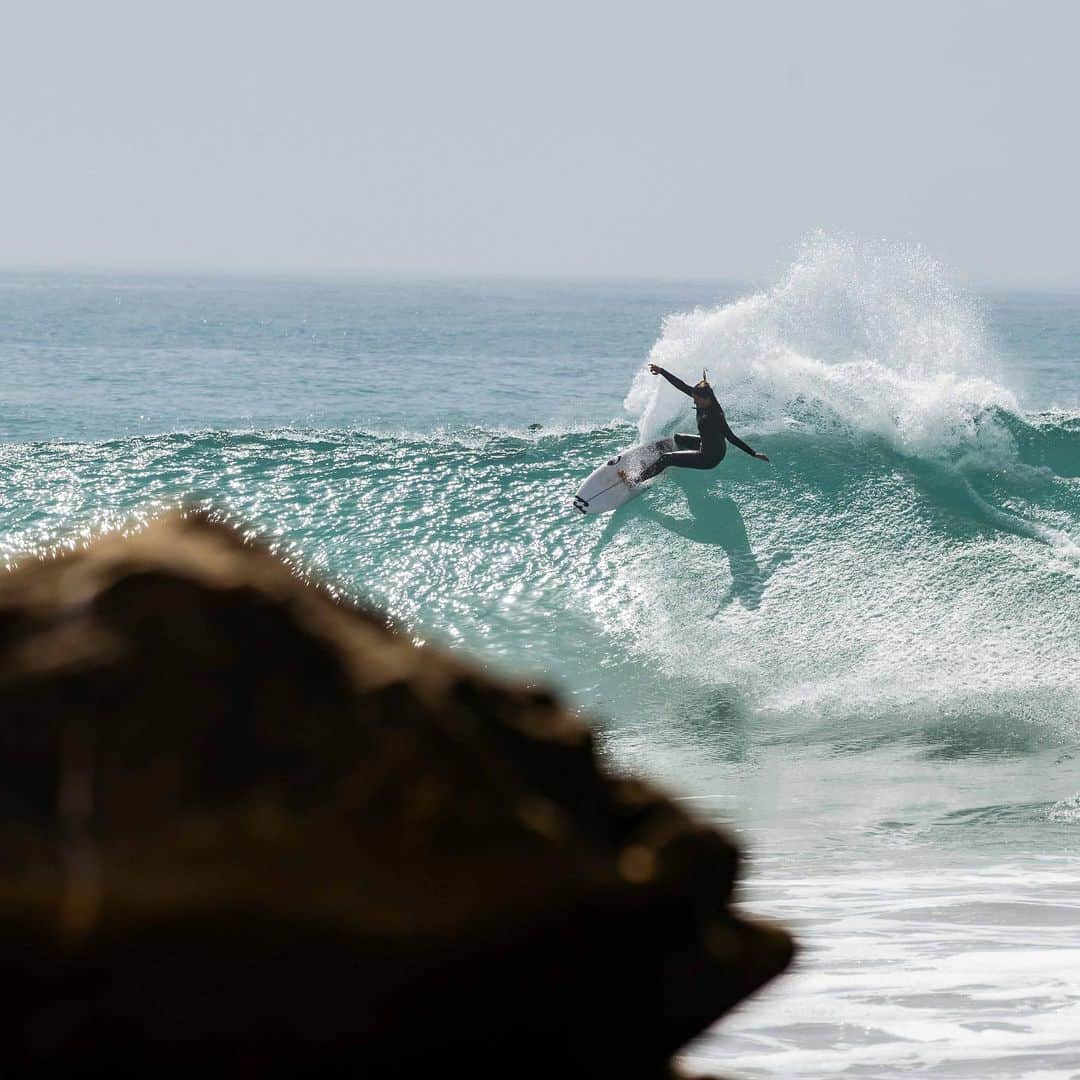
[4,0,1079,285]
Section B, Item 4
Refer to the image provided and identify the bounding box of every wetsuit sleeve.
[722,418,758,457]
[656,368,695,396]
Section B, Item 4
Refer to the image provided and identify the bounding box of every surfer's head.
[692,372,717,408]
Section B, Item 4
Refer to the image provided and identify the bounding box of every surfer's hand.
[648,363,662,375]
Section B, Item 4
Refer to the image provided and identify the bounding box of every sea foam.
[626,234,1021,465]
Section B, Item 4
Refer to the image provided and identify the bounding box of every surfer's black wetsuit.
[637,368,759,481]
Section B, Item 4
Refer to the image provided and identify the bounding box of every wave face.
[3,410,1077,744]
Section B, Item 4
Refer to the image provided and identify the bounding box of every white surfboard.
[572,438,675,515]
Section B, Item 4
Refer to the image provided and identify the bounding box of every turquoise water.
[3,237,1079,1075]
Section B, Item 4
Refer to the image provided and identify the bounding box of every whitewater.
[2,237,1079,1075]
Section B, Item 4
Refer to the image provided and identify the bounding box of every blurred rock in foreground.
[0,511,792,1077]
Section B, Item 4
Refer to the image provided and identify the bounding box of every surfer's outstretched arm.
[723,419,770,462]
[648,364,694,396]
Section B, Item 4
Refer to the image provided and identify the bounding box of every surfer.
[620,366,769,484]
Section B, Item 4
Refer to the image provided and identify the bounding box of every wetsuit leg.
[673,433,702,451]
[637,439,724,482]
[661,450,723,470]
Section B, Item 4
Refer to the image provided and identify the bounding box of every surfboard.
[572,438,675,515]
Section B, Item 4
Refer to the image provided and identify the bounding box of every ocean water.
[3,236,1079,1076]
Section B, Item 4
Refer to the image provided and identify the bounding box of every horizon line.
[2,259,1080,296]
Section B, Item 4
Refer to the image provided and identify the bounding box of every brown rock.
[0,510,792,1077]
